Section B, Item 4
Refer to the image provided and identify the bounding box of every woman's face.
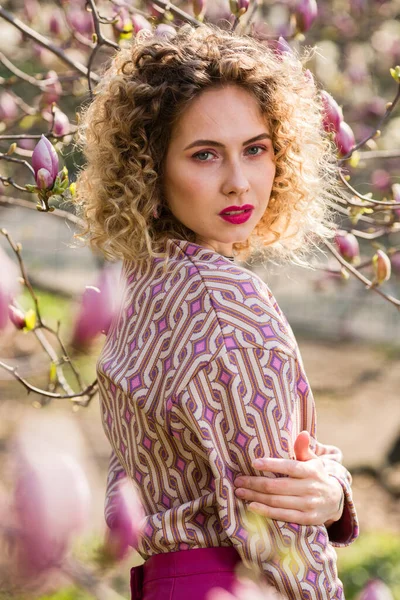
[163,84,276,256]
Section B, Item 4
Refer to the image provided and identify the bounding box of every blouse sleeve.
[167,346,349,599]
[316,443,359,547]
[104,449,128,529]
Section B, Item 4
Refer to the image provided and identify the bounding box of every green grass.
[19,287,75,334]
[338,532,400,599]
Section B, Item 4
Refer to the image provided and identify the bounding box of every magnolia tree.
[0,0,399,598]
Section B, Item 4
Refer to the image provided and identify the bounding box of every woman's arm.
[232,436,359,546]
[104,449,128,529]
[167,346,349,599]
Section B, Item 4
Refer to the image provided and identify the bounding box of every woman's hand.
[233,431,345,527]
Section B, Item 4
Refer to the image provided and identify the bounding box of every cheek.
[171,170,212,199]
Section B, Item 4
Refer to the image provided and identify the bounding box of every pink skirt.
[130,546,242,600]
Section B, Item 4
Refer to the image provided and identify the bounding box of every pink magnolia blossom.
[8,305,26,330]
[334,120,356,156]
[71,263,122,350]
[193,0,207,18]
[154,24,176,39]
[293,0,318,33]
[31,135,59,190]
[41,70,63,106]
[320,90,343,133]
[104,479,145,560]
[371,169,391,191]
[66,6,94,35]
[274,36,293,58]
[335,230,360,263]
[12,417,91,578]
[0,246,19,331]
[23,0,40,23]
[49,12,63,36]
[53,108,71,136]
[0,92,18,122]
[358,579,394,600]
[372,250,391,285]
[132,14,153,33]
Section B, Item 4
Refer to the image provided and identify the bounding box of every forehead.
[171,85,268,141]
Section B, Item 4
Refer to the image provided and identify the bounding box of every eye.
[246,145,267,156]
[192,150,215,162]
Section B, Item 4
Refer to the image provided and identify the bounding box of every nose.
[221,161,250,196]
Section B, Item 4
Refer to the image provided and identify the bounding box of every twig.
[151,0,201,26]
[323,240,400,308]
[358,149,400,160]
[85,0,120,99]
[0,51,70,93]
[0,359,97,402]
[339,82,400,161]
[0,5,100,84]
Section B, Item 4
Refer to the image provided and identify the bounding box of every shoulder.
[191,262,297,356]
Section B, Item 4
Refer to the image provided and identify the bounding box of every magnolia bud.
[36,168,54,190]
[372,249,391,285]
[66,7,94,36]
[371,169,391,191]
[334,121,356,156]
[0,247,19,331]
[12,417,91,579]
[320,90,343,133]
[293,0,318,33]
[103,479,145,561]
[71,264,122,350]
[358,579,394,600]
[53,108,71,136]
[132,14,152,33]
[49,13,63,36]
[335,231,360,263]
[193,0,207,18]
[23,0,40,24]
[154,24,176,39]
[0,92,18,122]
[275,36,292,58]
[32,135,59,189]
[41,70,62,106]
[8,305,26,329]
[229,0,250,16]
[304,69,315,86]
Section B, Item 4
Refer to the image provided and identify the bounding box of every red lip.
[219,204,254,215]
[220,209,253,225]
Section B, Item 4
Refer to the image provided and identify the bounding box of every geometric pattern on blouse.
[97,238,358,599]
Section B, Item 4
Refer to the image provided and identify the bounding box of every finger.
[235,489,314,511]
[234,475,311,496]
[250,458,320,479]
[247,503,322,526]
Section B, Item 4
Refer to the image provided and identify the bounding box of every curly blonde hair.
[72,22,342,271]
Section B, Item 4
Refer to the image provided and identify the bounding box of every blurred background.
[1,0,400,598]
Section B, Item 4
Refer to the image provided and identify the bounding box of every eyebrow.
[183,133,271,151]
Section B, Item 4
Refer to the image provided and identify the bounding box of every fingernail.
[252,459,264,468]
[235,488,245,498]
[234,477,245,486]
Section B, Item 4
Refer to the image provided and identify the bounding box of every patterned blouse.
[97,238,359,599]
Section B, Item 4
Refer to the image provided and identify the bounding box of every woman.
[73,22,358,600]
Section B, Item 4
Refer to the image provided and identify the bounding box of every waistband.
[144,546,241,582]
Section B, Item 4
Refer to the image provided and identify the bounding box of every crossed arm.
[104,433,357,546]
